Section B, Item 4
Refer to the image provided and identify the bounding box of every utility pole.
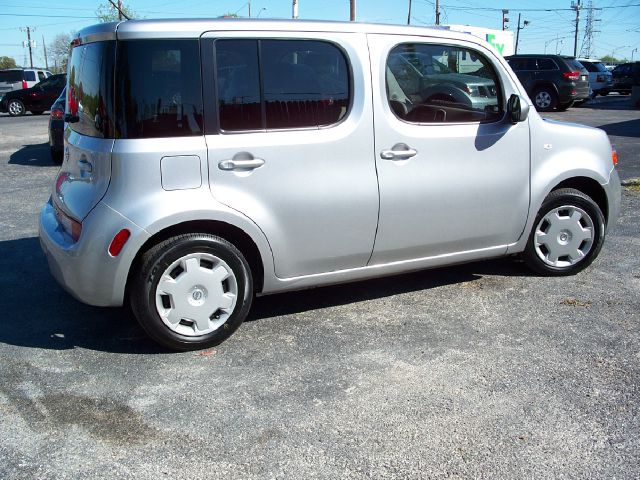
[350,0,356,21]
[117,0,123,21]
[407,0,412,25]
[502,9,509,31]
[572,0,581,57]
[20,27,35,68]
[515,14,530,54]
[248,0,251,17]
[42,34,48,69]
[292,0,298,19]
[435,0,441,25]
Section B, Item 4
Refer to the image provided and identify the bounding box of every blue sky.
[2,0,639,67]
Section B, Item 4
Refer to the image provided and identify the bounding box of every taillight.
[53,199,82,242]
[563,71,580,80]
[108,229,131,257]
[55,171,69,195]
[21,79,28,89]
[51,109,64,119]
[612,148,618,167]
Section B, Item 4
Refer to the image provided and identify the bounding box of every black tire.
[557,101,574,111]
[30,110,44,115]
[7,99,25,117]
[50,147,63,165]
[523,188,605,276]
[130,234,253,351]
[599,91,609,96]
[533,87,558,112]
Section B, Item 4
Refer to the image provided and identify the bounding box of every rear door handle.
[380,143,418,160]
[218,158,265,171]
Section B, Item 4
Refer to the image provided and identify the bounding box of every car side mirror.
[507,94,529,124]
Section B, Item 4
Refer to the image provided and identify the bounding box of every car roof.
[75,18,487,47]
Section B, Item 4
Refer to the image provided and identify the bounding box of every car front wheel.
[523,188,605,276]
[130,234,253,351]
[7,99,25,116]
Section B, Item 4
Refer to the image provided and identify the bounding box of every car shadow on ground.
[576,95,635,111]
[0,236,531,354]
[9,142,55,167]
[596,118,640,138]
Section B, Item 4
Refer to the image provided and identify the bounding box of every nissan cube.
[39,19,621,351]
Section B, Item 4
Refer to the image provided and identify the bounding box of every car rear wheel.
[7,99,25,117]
[533,87,558,111]
[523,188,605,276]
[130,234,253,351]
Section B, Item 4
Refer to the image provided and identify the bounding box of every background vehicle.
[39,20,620,351]
[505,54,590,111]
[577,58,613,97]
[49,87,66,164]
[0,73,66,116]
[0,68,52,95]
[611,62,640,94]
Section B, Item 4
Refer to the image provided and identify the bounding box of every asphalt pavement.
[0,98,639,479]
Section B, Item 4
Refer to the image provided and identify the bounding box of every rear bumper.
[39,199,150,307]
[605,167,621,233]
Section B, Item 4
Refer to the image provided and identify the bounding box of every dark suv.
[505,54,590,111]
[611,62,640,94]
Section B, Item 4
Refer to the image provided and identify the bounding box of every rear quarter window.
[115,39,204,139]
[24,71,36,81]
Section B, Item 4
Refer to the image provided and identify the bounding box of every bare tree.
[49,32,74,74]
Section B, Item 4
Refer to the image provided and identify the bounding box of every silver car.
[39,20,621,351]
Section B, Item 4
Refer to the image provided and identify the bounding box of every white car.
[578,58,613,97]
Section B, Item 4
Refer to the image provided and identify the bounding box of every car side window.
[24,71,36,81]
[37,71,46,82]
[215,39,350,132]
[386,43,503,124]
[537,58,557,71]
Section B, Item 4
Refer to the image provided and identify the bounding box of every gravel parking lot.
[0,97,639,479]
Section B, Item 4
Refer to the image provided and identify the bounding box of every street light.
[257,7,267,17]
[514,14,530,54]
[633,48,638,62]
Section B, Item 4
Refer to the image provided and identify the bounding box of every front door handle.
[380,143,418,160]
[218,158,265,171]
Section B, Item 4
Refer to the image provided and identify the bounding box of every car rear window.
[564,59,586,71]
[67,41,116,138]
[0,70,23,83]
[115,39,204,138]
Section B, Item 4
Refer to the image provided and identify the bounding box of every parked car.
[505,54,590,111]
[49,87,66,164]
[577,58,613,97]
[0,73,66,116]
[39,20,621,351]
[0,68,53,95]
[610,62,640,94]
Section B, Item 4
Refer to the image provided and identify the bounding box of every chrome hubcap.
[155,253,238,336]
[535,92,551,108]
[534,205,595,268]
[8,101,23,115]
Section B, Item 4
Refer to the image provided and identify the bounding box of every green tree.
[0,56,17,69]
[96,1,136,22]
[599,55,619,63]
